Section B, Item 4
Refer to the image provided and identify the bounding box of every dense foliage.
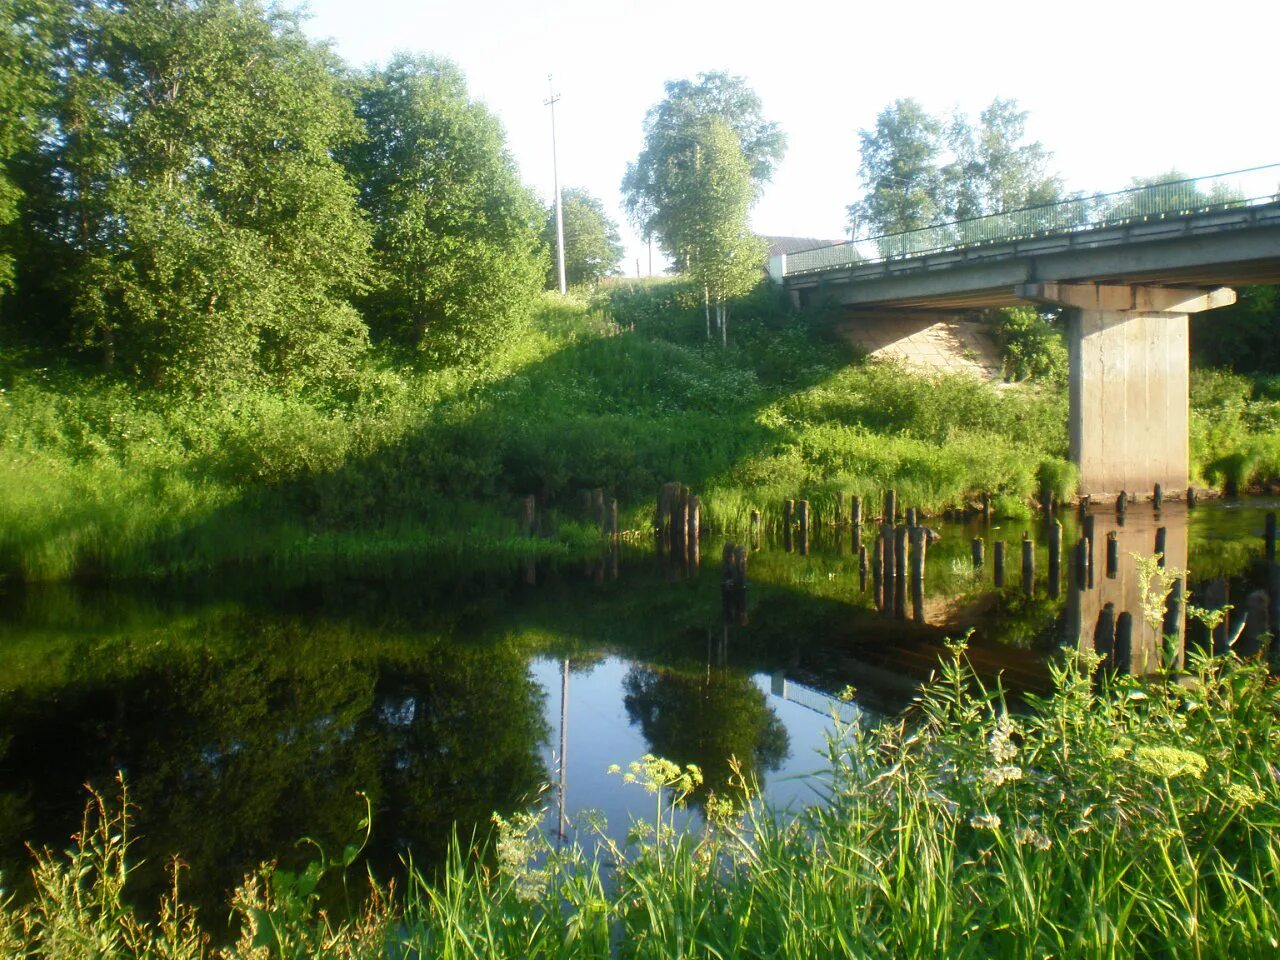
[543,187,624,289]
[0,1,546,382]
[347,54,545,362]
[848,97,1060,237]
[15,0,373,389]
[621,71,784,265]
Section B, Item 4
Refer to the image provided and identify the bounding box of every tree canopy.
[621,71,784,261]
[346,54,546,362]
[848,98,1060,238]
[0,0,53,297]
[542,187,623,289]
[17,0,373,390]
[662,118,765,344]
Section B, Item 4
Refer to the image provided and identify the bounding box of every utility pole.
[545,76,567,295]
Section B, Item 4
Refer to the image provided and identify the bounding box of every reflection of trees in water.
[621,661,789,803]
[0,614,548,920]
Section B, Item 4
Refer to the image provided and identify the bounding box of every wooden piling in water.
[749,509,761,547]
[1078,494,1091,518]
[1187,486,1197,509]
[910,525,926,622]
[1114,612,1134,674]
[1094,602,1116,664]
[905,506,917,530]
[1153,483,1163,512]
[1106,531,1119,579]
[1266,512,1277,563]
[972,537,985,568]
[798,499,810,555]
[993,540,1006,587]
[1022,535,1035,596]
[609,499,618,543]
[1074,536,1088,587]
[783,499,794,553]
[884,489,897,524]
[858,544,868,592]
[1116,491,1127,520]
[520,495,537,537]
[657,482,677,537]
[872,533,885,609]
[981,492,990,522]
[851,495,863,556]
[1163,578,1184,639]
[1082,514,1096,585]
[674,486,689,560]
[1155,526,1167,567]
[894,525,909,619]
[1048,521,1062,599]
[688,495,700,567]
[880,521,895,608]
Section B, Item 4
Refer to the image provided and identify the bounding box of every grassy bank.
[3,645,1277,957]
[2,282,1278,581]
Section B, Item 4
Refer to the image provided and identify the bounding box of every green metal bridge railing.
[784,163,1280,276]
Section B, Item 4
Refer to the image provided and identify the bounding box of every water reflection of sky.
[529,656,858,841]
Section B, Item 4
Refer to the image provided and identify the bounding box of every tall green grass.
[2,288,1276,582]
[5,645,1278,957]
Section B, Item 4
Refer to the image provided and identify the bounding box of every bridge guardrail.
[785,164,1280,276]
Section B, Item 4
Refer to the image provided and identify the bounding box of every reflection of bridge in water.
[858,501,1280,679]
[768,673,861,725]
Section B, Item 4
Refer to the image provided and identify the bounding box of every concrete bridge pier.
[1016,283,1236,499]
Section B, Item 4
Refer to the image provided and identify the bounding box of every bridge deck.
[783,202,1280,310]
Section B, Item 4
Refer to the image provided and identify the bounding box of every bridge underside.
[784,211,1280,498]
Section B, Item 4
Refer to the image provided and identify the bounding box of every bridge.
[769,166,1280,498]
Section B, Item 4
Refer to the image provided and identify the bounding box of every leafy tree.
[0,0,54,297]
[848,97,1060,237]
[542,187,623,289]
[664,118,765,344]
[346,54,546,362]
[943,99,1061,220]
[622,661,789,805]
[621,71,785,261]
[1191,285,1280,374]
[21,0,373,390]
[846,98,946,238]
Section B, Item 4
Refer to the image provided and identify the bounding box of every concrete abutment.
[1016,283,1236,499]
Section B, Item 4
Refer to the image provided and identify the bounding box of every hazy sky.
[298,0,1279,273]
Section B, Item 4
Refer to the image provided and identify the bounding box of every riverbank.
[2,283,1278,581]
[4,645,1277,957]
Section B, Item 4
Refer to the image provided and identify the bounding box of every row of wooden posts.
[519,483,1277,607]
[517,480,1219,548]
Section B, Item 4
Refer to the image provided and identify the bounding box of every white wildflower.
[982,765,1024,787]
[987,713,1018,765]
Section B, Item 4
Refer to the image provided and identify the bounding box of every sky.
[297,0,1280,274]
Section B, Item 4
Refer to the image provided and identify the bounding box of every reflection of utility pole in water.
[558,658,569,842]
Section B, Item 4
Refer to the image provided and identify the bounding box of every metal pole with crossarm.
[545,76,567,295]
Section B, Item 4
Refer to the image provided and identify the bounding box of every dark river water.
[1,497,1277,918]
